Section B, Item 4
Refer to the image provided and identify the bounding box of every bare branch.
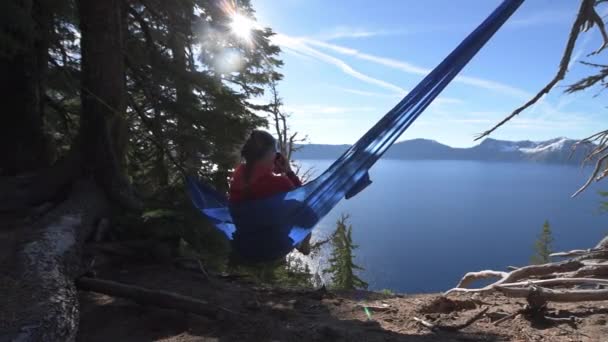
[572,153,608,197]
[476,0,599,140]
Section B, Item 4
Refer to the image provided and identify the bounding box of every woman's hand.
[274,153,292,174]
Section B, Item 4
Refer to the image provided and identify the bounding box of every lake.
[300,160,607,293]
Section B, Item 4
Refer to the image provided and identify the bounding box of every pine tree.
[531,220,554,265]
[325,214,368,290]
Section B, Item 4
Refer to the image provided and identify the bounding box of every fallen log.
[76,277,233,319]
[1,181,108,342]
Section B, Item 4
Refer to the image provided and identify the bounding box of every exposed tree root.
[495,285,608,302]
[445,260,585,295]
[446,240,608,330]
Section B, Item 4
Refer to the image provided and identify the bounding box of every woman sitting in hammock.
[229,130,312,255]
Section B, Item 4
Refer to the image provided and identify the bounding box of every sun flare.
[230,13,255,41]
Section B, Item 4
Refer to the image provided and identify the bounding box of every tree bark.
[168,3,198,175]
[78,0,139,209]
[0,0,53,176]
[1,181,108,342]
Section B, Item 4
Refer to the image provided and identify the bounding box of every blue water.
[302,160,607,293]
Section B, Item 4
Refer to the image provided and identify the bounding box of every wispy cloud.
[315,26,405,41]
[302,38,532,99]
[275,32,531,98]
[284,104,377,115]
[275,31,589,137]
[273,34,406,94]
[337,87,400,98]
[506,9,573,29]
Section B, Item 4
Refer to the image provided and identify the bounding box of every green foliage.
[380,289,394,296]
[3,0,322,288]
[324,214,368,290]
[531,220,554,265]
[600,191,608,213]
[229,254,314,288]
[17,0,284,268]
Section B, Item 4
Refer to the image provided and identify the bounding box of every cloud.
[284,104,377,115]
[302,38,532,99]
[506,9,573,29]
[337,87,400,98]
[276,32,532,98]
[336,88,464,107]
[274,31,591,138]
[315,26,405,41]
[272,34,406,94]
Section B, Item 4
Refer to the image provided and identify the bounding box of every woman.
[229,130,311,255]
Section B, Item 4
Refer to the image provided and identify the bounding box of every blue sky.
[249,0,607,147]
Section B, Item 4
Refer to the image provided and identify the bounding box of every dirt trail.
[76,263,608,342]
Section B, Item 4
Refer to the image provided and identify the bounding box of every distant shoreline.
[293,137,592,165]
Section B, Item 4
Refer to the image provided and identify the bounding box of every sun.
[230,13,255,41]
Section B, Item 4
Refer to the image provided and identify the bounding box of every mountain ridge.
[293,137,593,164]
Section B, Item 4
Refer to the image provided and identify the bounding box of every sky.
[249,0,607,147]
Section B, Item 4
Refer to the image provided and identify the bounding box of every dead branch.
[493,310,523,326]
[413,307,489,332]
[573,152,608,197]
[476,0,599,140]
[76,277,232,319]
[543,315,577,324]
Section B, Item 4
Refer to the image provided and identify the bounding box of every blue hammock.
[187,0,524,261]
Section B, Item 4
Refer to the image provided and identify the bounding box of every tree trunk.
[0,0,52,176]
[1,181,108,342]
[78,0,139,209]
[169,5,198,175]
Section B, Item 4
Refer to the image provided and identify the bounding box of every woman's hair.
[240,130,276,198]
[241,130,276,164]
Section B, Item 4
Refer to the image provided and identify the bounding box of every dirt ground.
[76,263,608,342]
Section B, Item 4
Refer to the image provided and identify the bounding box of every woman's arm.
[286,170,302,187]
[275,153,303,187]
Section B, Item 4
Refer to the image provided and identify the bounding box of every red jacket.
[229,164,302,203]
